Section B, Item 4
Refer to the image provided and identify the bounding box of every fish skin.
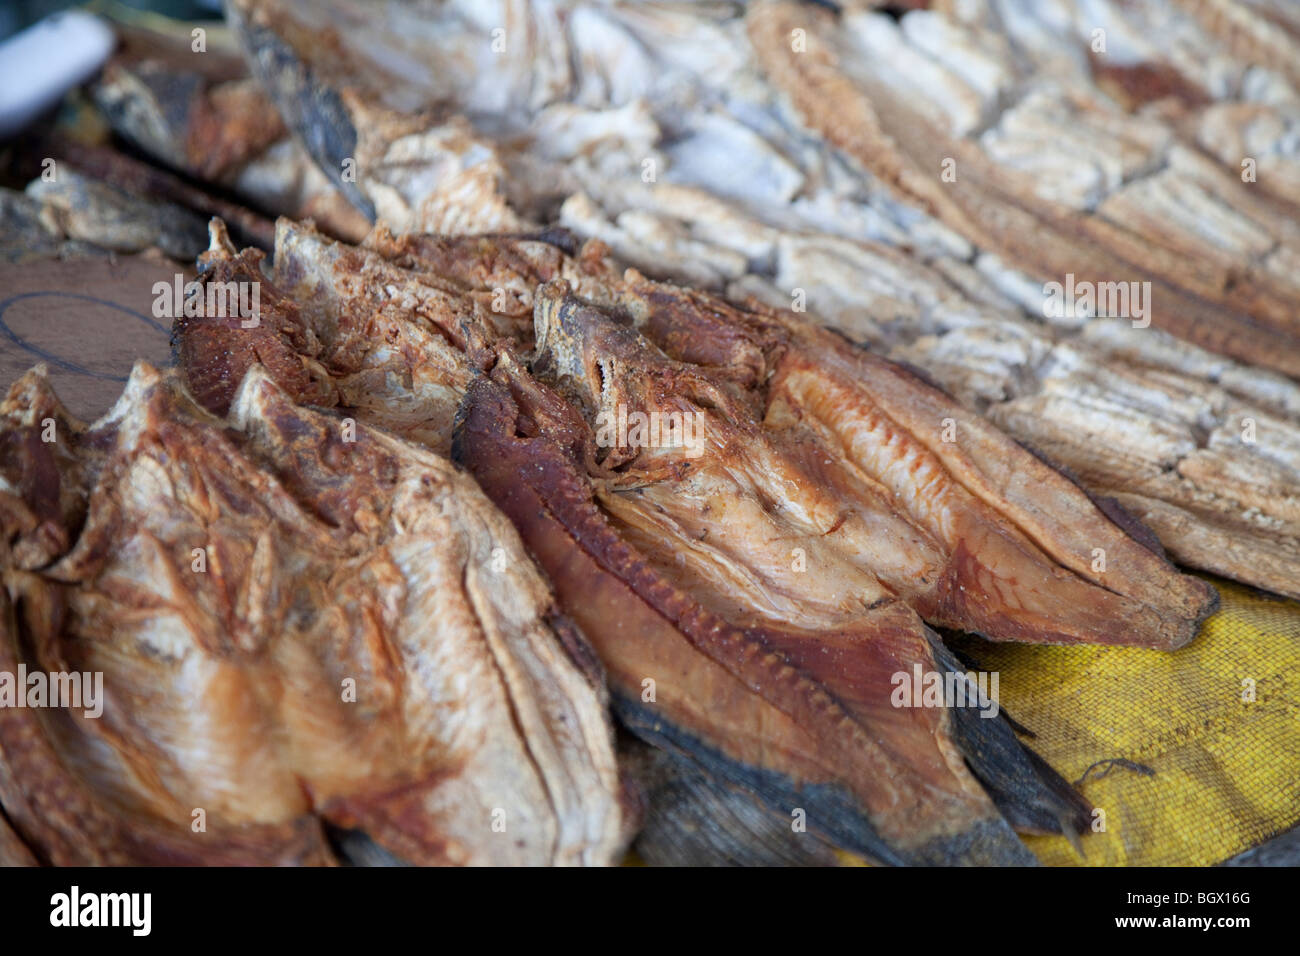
[617,737,843,867]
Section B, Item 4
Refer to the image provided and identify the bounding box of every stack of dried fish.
[1,0,1288,867]
[167,217,1215,864]
[222,0,1300,601]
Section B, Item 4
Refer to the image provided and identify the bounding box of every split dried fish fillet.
[452,276,1209,863]
[575,276,1217,646]
[455,356,1086,864]
[222,0,1300,600]
[0,360,628,865]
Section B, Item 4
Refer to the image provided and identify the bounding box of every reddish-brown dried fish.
[451,276,1215,863]
[577,274,1219,649]
[0,361,628,865]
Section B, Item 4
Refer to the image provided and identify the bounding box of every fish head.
[533,280,705,471]
[534,280,657,399]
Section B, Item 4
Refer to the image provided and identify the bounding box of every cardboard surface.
[0,255,183,420]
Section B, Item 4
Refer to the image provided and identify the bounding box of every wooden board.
[0,255,183,420]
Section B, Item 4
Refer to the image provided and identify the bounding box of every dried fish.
[93,62,285,182]
[23,167,208,260]
[450,289,1106,865]
[747,0,1300,375]
[0,359,629,865]
[176,218,611,452]
[0,188,105,263]
[561,275,1219,648]
[90,25,369,242]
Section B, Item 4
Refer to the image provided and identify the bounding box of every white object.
[0,11,115,139]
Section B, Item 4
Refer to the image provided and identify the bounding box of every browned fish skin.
[0,361,628,866]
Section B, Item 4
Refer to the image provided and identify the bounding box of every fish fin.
[930,637,1092,836]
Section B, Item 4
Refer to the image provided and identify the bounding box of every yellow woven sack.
[950,577,1300,866]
